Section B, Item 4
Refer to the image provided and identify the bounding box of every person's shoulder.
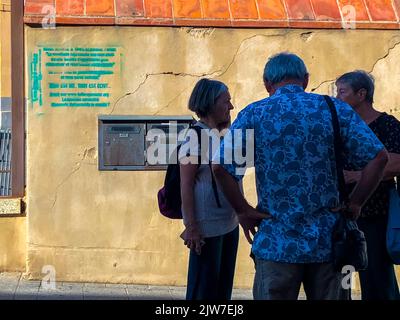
[378,113,400,134]
[325,96,356,117]
[380,112,400,125]
[303,91,327,100]
[297,92,345,109]
[324,96,351,109]
[236,98,267,118]
[182,123,201,142]
[245,97,269,110]
[309,94,354,116]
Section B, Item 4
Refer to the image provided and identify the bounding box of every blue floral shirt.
[218,85,384,263]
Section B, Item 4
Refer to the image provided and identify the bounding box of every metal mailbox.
[98,115,194,171]
[102,123,145,167]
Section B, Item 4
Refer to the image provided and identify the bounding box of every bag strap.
[209,164,222,208]
[324,95,348,204]
[324,96,360,232]
[189,125,203,170]
[191,124,222,208]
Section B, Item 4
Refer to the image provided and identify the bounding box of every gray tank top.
[178,121,239,238]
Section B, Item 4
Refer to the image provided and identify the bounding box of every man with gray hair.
[213,52,389,300]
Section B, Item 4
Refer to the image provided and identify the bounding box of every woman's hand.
[180,224,205,255]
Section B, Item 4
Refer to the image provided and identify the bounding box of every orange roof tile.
[24,0,400,29]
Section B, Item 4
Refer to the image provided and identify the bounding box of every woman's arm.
[180,157,204,255]
[382,153,400,180]
[344,152,400,184]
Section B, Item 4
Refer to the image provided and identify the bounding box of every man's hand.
[343,170,362,184]
[237,207,271,244]
[331,202,362,220]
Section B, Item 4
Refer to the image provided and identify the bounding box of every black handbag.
[324,96,368,272]
[331,215,368,272]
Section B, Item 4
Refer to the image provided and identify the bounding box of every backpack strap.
[189,125,203,170]
[209,162,222,208]
[191,124,222,208]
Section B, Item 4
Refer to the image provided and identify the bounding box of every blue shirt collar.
[274,84,304,95]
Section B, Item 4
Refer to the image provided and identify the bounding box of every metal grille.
[0,129,11,196]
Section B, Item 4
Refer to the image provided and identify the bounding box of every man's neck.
[274,80,303,90]
[269,80,304,95]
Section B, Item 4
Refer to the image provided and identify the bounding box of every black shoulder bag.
[324,95,368,272]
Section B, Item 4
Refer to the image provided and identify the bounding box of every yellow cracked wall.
[0,217,26,271]
[24,26,400,287]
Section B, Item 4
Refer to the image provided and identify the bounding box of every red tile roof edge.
[23,0,400,30]
[24,14,400,30]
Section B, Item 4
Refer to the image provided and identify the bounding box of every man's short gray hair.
[263,52,308,85]
[336,70,375,103]
[188,78,228,117]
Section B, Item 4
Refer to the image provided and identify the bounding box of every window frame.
[10,0,24,197]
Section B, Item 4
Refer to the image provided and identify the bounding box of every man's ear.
[264,79,274,95]
[302,73,309,90]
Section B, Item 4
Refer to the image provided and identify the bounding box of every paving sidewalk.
[1,272,360,300]
[0,272,254,300]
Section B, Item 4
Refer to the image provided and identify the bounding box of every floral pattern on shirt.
[218,85,384,263]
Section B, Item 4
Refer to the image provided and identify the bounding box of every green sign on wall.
[30,46,122,108]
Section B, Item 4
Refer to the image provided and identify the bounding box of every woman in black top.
[336,70,400,300]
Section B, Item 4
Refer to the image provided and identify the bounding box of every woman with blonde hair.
[179,78,239,300]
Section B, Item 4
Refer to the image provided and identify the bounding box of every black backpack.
[157,124,221,219]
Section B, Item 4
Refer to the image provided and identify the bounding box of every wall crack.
[369,39,400,73]
[109,71,221,115]
[311,38,400,93]
[51,166,81,210]
[153,87,190,116]
[216,32,290,79]
[110,31,290,114]
[311,78,337,92]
